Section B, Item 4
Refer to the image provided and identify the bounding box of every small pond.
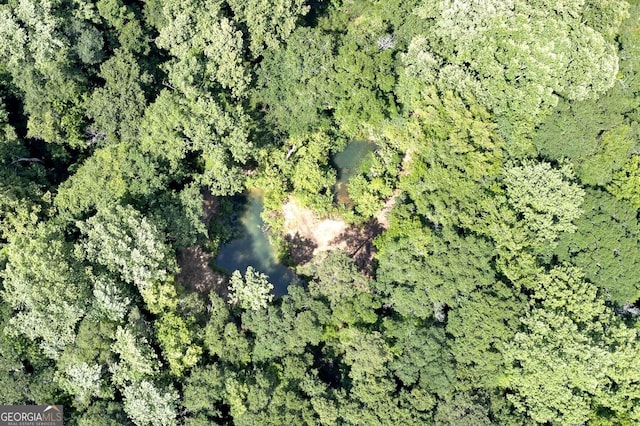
[332,140,378,205]
[214,191,297,297]
[214,141,377,295]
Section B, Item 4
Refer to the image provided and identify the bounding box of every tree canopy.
[1,0,639,424]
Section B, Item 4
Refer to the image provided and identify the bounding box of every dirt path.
[375,188,401,228]
[375,149,413,228]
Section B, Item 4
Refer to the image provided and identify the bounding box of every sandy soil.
[282,199,348,254]
[282,199,382,274]
[178,148,414,289]
[281,149,414,273]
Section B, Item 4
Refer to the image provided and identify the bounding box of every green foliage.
[433,393,492,426]
[89,274,132,322]
[0,103,47,240]
[301,250,370,306]
[398,90,504,230]
[54,143,166,218]
[255,27,336,135]
[55,362,108,409]
[155,313,202,377]
[577,125,637,187]
[405,0,628,147]
[140,90,251,196]
[138,279,179,315]
[503,265,640,425]
[347,145,401,217]
[110,323,160,386]
[204,295,252,365]
[242,297,324,362]
[96,0,147,53]
[227,0,309,57]
[122,380,178,426]
[1,0,640,424]
[327,9,401,136]
[384,318,454,396]
[77,401,130,426]
[57,317,117,369]
[155,3,248,97]
[182,365,226,422]
[251,131,345,223]
[77,205,176,296]
[0,301,45,405]
[289,132,340,212]
[555,189,640,304]
[609,155,640,208]
[504,160,585,245]
[71,21,104,65]
[376,225,496,318]
[331,38,398,135]
[534,105,639,187]
[299,251,378,327]
[228,266,274,312]
[2,222,90,358]
[147,183,208,250]
[0,0,91,146]
[374,90,506,320]
[86,51,149,145]
[446,281,525,391]
[534,4,640,186]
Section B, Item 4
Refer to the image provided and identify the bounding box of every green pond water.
[214,191,297,296]
[332,140,377,205]
[214,142,377,295]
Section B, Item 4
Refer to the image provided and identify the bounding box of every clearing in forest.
[282,149,412,271]
[282,199,383,274]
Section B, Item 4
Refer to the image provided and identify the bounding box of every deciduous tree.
[227,266,274,312]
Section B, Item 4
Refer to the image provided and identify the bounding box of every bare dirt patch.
[176,246,227,295]
[282,199,383,275]
[176,189,227,296]
[281,150,413,273]
[283,199,348,255]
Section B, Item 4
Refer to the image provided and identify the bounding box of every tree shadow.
[304,0,334,28]
[285,232,318,265]
[333,218,385,275]
[176,245,228,296]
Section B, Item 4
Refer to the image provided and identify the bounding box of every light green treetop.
[405,0,628,143]
[503,265,640,424]
[2,223,91,358]
[504,161,584,245]
[77,204,176,294]
[228,266,274,311]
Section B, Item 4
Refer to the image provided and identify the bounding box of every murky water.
[214,141,376,295]
[214,191,297,297]
[332,140,377,205]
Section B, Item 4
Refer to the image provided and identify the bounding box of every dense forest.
[1,0,640,424]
